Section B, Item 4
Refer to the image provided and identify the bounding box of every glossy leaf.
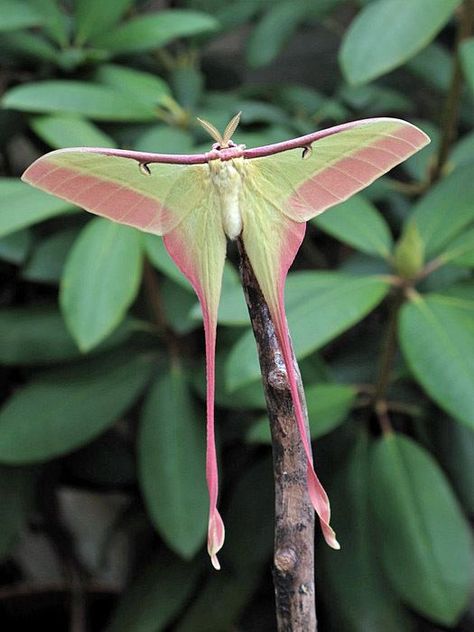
[2,81,156,122]
[321,434,412,632]
[247,384,356,443]
[411,164,474,257]
[371,433,474,625]
[91,10,219,54]
[0,179,72,237]
[340,0,461,85]
[399,290,474,427]
[437,226,474,267]
[106,552,200,632]
[246,0,308,68]
[138,368,208,559]
[0,352,154,464]
[75,0,133,44]
[134,126,193,154]
[0,306,79,364]
[30,115,116,150]
[94,64,171,109]
[28,0,68,47]
[0,0,42,31]
[60,218,142,351]
[227,273,390,390]
[313,195,393,258]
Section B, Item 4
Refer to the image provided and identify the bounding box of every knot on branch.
[268,365,288,391]
[274,547,298,573]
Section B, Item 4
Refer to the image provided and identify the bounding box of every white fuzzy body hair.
[209,159,243,240]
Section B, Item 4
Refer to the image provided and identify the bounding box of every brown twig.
[236,238,316,632]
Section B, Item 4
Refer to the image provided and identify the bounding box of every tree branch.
[236,238,317,632]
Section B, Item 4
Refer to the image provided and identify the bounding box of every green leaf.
[1,31,58,64]
[340,0,461,85]
[106,552,200,632]
[460,38,474,97]
[0,306,79,364]
[450,130,474,169]
[431,416,474,515]
[75,0,133,45]
[0,179,73,237]
[138,368,208,559]
[437,226,474,267]
[313,195,393,258]
[3,81,156,122]
[0,352,154,464]
[407,43,452,92]
[134,126,193,154]
[247,384,356,443]
[91,10,219,54]
[227,273,390,390]
[0,229,32,264]
[321,434,413,632]
[246,0,309,68]
[399,291,474,427]
[411,164,474,257]
[0,306,134,366]
[30,114,115,149]
[28,0,68,47]
[170,66,204,110]
[0,465,38,559]
[23,228,78,284]
[0,0,42,31]
[94,64,171,109]
[371,433,474,625]
[61,218,142,351]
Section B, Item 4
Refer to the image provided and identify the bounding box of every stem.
[236,238,316,632]
[430,0,474,182]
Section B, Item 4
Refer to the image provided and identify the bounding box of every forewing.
[22,148,208,235]
[163,185,227,570]
[240,170,339,549]
[248,118,429,221]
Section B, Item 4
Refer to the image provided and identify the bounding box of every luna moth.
[22,113,429,569]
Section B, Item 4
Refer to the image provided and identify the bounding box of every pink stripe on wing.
[289,128,425,219]
[23,160,173,233]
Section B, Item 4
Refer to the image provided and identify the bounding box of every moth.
[22,113,429,568]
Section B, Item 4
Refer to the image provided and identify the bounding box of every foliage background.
[0,0,474,630]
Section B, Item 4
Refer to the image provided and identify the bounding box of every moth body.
[209,158,244,240]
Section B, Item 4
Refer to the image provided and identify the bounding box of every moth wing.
[22,148,208,235]
[248,118,429,222]
[163,183,227,570]
[240,168,338,549]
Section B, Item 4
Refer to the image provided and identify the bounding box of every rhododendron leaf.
[22,115,428,568]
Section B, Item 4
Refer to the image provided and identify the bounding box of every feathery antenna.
[197,112,242,147]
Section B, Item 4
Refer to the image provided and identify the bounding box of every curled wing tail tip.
[207,509,225,570]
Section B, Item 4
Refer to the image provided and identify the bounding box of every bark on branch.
[236,238,317,632]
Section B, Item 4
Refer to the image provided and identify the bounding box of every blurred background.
[0,0,474,630]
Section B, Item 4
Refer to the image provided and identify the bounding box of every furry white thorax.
[209,159,244,240]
